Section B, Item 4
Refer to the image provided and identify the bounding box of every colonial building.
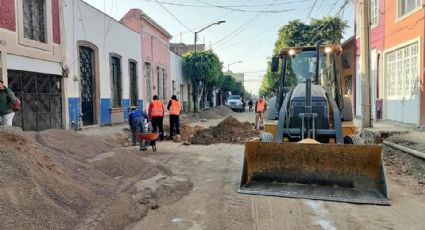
[355,0,424,127]
[0,0,65,130]
[63,0,142,128]
[121,9,173,107]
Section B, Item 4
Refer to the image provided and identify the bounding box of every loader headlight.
[324,47,333,53]
[288,49,296,56]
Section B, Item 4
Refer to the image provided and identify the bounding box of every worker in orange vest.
[148,95,164,141]
[255,96,267,130]
[167,95,182,139]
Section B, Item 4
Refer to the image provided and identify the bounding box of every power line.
[153,0,193,32]
[215,2,339,52]
[304,0,318,23]
[212,12,262,47]
[193,0,296,13]
[138,0,313,9]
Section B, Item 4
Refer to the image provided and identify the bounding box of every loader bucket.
[238,141,390,205]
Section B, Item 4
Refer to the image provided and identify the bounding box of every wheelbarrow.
[136,133,159,151]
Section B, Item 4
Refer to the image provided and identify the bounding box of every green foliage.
[183,50,223,87]
[260,16,348,96]
[183,50,224,112]
[221,74,244,96]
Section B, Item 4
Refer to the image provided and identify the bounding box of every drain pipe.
[383,140,425,160]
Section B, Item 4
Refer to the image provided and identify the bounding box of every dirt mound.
[0,128,192,230]
[180,124,206,141]
[199,109,222,119]
[209,106,234,117]
[189,116,259,145]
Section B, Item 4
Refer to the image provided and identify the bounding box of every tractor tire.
[342,96,354,121]
[260,132,274,142]
[344,134,365,145]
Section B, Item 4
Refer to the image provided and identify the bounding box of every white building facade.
[63,0,142,129]
[170,51,191,112]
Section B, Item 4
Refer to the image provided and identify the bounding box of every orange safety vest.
[169,100,182,115]
[256,100,265,113]
[150,100,164,117]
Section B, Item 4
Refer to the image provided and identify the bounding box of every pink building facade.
[121,9,172,108]
[354,0,385,119]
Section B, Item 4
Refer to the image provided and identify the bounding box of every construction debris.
[189,116,259,145]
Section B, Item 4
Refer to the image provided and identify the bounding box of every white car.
[225,95,245,112]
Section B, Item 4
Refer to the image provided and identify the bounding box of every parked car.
[225,95,245,112]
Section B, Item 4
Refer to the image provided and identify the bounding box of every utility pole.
[359,0,372,130]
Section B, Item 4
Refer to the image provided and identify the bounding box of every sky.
[84,0,354,95]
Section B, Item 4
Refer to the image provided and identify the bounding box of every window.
[23,0,46,43]
[129,61,138,106]
[398,0,421,18]
[157,66,163,100]
[144,62,151,102]
[111,56,122,107]
[163,71,168,100]
[172,80,176,96]
[157,67,167,101]
[371,0,379,27]
[385,42,418,98]
[345,76,353,95]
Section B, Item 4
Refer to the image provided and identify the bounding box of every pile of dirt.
[208,106,234,117]
[189,116,259,145]
[180,124,206,141]
[198,106,235,120]
[0,128,192,230]
[199,109,222,119]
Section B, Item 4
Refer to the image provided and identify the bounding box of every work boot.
[140,146,147,151]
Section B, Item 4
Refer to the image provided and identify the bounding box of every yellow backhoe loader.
[239,42,390,205]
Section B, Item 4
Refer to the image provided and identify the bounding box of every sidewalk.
[359,119,425,159]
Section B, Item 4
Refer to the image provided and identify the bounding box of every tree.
[219,74,245,103]
[260,17,348,97]
[183,50,223,112]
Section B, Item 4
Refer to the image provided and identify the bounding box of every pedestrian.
[167,95,182,139]
[255,96,267,130]
[0,80,18,126]
[148,95,164,141]
[248,99,253,112]
[128,107,149,150]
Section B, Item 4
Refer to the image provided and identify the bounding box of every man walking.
[248,98,253,112]
[148,95,164,141]
[128,107,149,150]
[167,95,182,139]
[255,96,267,130]
[0,80,18,126]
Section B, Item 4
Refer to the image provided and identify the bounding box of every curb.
[383,140,425,160]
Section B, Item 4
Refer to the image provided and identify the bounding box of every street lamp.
[227,60,243,73]
[193,20,225,112]
[194,20,226,53]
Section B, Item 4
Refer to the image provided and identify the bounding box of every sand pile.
[0,128,192,230]
[189,116,259,145]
